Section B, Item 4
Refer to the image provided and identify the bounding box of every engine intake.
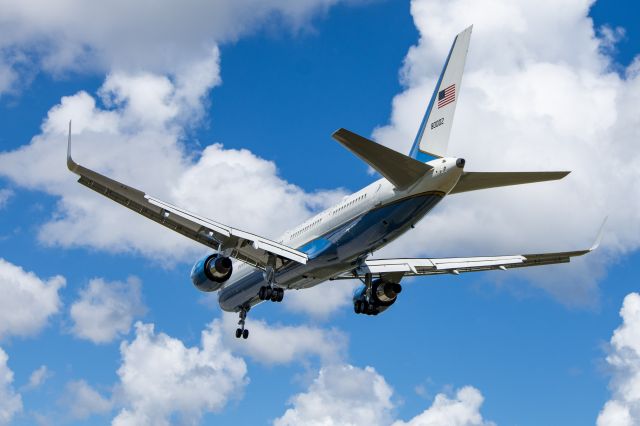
[190,253,233,292]
[374,280,402,303]
[352,279,402,315]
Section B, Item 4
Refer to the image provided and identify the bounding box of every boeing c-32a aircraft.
[67,26,601,339]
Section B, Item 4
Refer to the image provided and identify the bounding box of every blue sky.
[0,0,639,425]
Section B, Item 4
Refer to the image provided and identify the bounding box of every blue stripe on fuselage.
[217,193,443,312]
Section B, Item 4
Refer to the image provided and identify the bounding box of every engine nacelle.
[190,254,233,292]
[352,279,402,315]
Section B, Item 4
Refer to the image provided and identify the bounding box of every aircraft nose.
[456,158,466,168]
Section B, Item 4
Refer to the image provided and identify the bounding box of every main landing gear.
[258,262,284,302]
[354,299,378,315]
[258,285,284,302]
[235,307,249,339]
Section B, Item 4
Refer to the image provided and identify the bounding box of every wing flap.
[336,245,597,280]
[147,196,307,264]
[332,128,432,190]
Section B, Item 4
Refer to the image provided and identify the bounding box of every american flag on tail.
[437,84,455,108]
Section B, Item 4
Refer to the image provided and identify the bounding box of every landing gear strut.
[235,307,249,339]
[353,273,378,316]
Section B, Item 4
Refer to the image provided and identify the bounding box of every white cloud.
[275,364,493,426]
[22,365,51,391]
[283,280,360,319]
[0,69,343,264]
[0,189,12,209]
[0,347,22,425]
[0,258,64,339]
[112,321,248,426]
[219,314,347,365]
[61,380,112,421]
[372,0,640,306]
[0,0,344,96]
[597,292,640,425]
[274,364,395,426]
[70,277,146,344]
[393,386,494,426]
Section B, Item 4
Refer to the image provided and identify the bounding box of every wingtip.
[331,128,349,142]
[590,216,608,251]
[66,120,78,172]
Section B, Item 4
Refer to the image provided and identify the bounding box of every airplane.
[66,26,601,339]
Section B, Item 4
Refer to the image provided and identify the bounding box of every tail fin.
[409,26,473,162]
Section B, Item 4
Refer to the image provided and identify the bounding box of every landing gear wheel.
[236,307,250,339]
[276,288,284,302]
[265,286,273,300]
[354,301,362,314]
[258,286,266,300]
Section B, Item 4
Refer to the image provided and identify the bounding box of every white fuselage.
[217,157,463,312]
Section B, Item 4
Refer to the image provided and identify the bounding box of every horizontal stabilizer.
[449,171,570,195]
[332,128,432,190]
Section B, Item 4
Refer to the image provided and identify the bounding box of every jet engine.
[352,279,402,315]
[190,253,233,292]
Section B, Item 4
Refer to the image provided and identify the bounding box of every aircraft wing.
[335,226,604,280]
[66,125,307,270]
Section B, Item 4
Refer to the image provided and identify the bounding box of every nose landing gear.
[235,307,249,339]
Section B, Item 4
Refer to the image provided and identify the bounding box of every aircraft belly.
[335,193,442,258]
[218,193,442,312]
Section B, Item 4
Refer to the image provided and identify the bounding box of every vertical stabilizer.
[409,26,472,161]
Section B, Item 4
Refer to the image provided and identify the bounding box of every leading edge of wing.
[66,123,308,266]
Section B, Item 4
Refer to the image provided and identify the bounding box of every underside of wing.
[334,224,603,280]
[66,123,307,270]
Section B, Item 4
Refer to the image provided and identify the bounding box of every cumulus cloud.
[0,69,343,264]
[219,314,347,365]
[0,258,64,339]
[283,280,360,319]
[22,365,51,392]
[393,386,494,426]
[70,277,146,344]
[275,364,493,426]
[597,293,640,425]
[372,0,640,305]
[112,321,248,426]
[0,189,12,209]
[0,0,344,96]
[61,380,112,421]
[0,348,22,425]
[274,364,395,426]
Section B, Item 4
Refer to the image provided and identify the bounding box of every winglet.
[590,217,607,251]
[67,120,79,172]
